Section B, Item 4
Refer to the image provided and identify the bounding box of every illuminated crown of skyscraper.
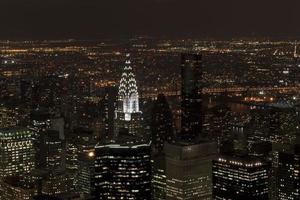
[117,54,140,121]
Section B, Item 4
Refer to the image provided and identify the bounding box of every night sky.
[0,0,299,39]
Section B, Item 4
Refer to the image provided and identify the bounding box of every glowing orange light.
[88,151,95,158]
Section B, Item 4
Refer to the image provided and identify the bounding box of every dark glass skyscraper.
[100,86,117,139]
[151,94,174,154]
[180,53,203,141]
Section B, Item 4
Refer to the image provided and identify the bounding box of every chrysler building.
[114,54,143,137]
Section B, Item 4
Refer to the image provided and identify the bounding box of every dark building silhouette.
[212,155,270,200]
[278,152,296,199]
[277,144,300,200]
[99,86,117,139]
[151,94,174,154]
[76,151,95,196]
[180,53,203,141]
[94,133,151,199]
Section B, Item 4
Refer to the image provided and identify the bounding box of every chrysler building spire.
[117,53,140,121]
[115,54,143,137]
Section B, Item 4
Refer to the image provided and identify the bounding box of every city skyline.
[1,1,300,199]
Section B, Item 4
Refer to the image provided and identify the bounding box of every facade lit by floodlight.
[115,54,143,136]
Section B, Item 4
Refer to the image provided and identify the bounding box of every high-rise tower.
[163,54,217,200]
[95,54,151,199]
[212,155,270,199]
[0,127,35,177]
[114,54,143,136]
[151,94,174,154]
[94,135,151,200]
[181,53,203,141]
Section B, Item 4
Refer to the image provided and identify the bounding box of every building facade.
[114,54,143,137]
[94,138,151,199]
[0,127,35,177]
[151,94,174,154]
[212,155,270,200]
[180,53,203,141]
[165,141,217,200]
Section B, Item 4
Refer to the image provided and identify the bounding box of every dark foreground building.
[94,134,151,199]
[180,53,203,141]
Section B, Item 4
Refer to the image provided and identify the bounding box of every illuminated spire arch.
[118,54,140,121]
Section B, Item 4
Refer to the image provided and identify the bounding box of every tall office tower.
[212,155,270,200]
[0,176,36,200]
[44,130,64,169]
[66,142,78,172]
[0,106,19,128]
[33,129,72,196]
[277,144,300,200]
[277,152,296,199]
[151,94,174,154]
[152,155,167,200]
[41,170,74,196]
[180,53,203,141]
[94,133,151,199]
[39,130,64,170]
[65,128,97,190]
[0,127,35,177]
[50,117,65,140]
[114,54,143,137]
[294,145,300,200]
[30,109,52,168]
[101,86,117,139]
[165,141,217,200]
[76,150,95,197]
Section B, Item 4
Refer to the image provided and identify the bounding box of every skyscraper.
[165,141,217,200]
[180,53,203,141]
[161,53,217,200]
[0,176,36,200]
[102,86,118,139]
[44,130,64,170]
[94,134,151,199]
[212,155,270,200]
[152,155,167,200]
[114,54,143,137]
[95,53,151,199]
[0,127,35,177]
[76,151,95,197]
[151,94,174,154]
[277,144,300,200]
